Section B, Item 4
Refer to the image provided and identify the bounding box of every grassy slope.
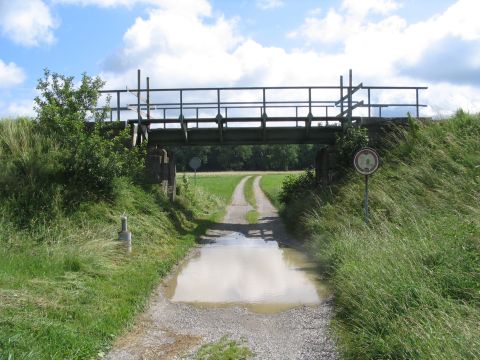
[285,114,480,359]
[0,176,241,359]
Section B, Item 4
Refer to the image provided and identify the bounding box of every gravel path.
[105,176,337,360]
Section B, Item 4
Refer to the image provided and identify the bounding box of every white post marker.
[354,147,380,225]
[188,156,202,188]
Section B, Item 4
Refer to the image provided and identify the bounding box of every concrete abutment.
[145,145,176,201]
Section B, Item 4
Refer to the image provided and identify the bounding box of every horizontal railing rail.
[97,69,428,141]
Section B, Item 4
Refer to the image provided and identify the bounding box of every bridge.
[99,69,428,147]
[98,69,427,199]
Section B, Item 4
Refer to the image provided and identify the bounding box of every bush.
[335,126,369,169]
[279,169,316,205]
[0,70,145,226]
[34,70,145,200]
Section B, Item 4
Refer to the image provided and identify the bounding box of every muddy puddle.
[164,232,330,313]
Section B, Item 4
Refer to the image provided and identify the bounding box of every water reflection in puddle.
[164,232,330,313]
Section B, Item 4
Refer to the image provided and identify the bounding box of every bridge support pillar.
[146,146,176,201]
[315,147,335,185]
[130,123,149,147]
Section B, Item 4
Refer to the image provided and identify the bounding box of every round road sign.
[354,147,379,175]
[189,157,202,171]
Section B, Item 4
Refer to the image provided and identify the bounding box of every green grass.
[284,113,480,359]
[196,175,245,204]
[245,210,260,224]
[195,336,254,360]
[242,176,258,224]
[259,174,290,210]
[0,175,241,357]
[243,176,256,208]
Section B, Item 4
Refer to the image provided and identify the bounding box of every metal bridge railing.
[98,69,428,132]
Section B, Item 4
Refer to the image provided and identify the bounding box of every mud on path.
[106,176,337,360]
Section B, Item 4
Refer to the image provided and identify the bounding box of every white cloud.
[0,0,57,46]
[256,0,284,10]
[53,0,209,9]
[3,0,478,117]
[6,100,35,117]
[0,60,26,88]
[288,0,401,44]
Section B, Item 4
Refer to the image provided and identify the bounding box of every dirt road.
[106,176,337,359]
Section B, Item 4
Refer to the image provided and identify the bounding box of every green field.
[260,173,290,209]
[195,175,244,204]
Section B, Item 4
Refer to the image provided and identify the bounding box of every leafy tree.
[34,69,144,200]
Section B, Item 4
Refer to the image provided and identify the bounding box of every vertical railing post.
[348,69,352,125]
[137,69,142,142]
[179,90,183,118]
[196,108,199,128]
[416,88,419,118]
[262,88,266,116]
[217,89,221,117]
[295,106,298,127]
[163,108,166,129]
[340,75,344,118]
[368,88,371,118]
[146,77,150,122]
[308,87,312,116]
[116,90,121,121]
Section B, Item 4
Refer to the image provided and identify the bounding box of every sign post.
[354,147,379,225]
[188,157,202,188]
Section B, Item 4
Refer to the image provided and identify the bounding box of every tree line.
[170,144,322,172]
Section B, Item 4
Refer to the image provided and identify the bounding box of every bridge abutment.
[146,146,176,201]
[315,147,336,185]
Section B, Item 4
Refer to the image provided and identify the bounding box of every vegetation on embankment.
[0,120,239,359]
[279,113,480,359]
[0,71,241,359]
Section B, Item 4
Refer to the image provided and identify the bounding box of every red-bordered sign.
[354,147,379,175]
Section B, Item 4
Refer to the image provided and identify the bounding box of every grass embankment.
[0,120,241,359]
[283,114,480,359]
[243,176,259,224]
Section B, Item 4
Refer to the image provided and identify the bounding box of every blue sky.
[0,0,479,117]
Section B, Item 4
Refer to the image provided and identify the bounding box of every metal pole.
[416,88,419,118]
[308,87,312,116]
[348,69,352,125]
[368,88,371,118]
[365,175,369,225]
[217,89,221,116]
[180,90,183,118]
[146,77,150,121]
[262,88,266,116]
[340,75,344,117]
[116,90,121,121]
[137,69,141,141]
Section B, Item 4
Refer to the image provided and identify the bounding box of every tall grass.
[0,119,242,359]
[285,114,480,359]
